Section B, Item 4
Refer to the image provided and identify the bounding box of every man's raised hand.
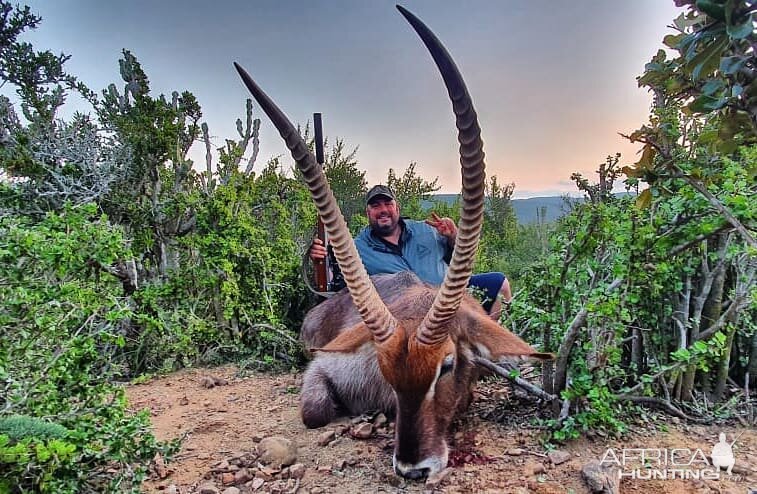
[425,212,457,241]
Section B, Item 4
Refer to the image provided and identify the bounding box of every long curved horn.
[396,5,486,346]
[234,63,397,343]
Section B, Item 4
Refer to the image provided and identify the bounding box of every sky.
[15,1,682,198]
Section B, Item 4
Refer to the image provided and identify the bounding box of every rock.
[426,467,453,487]
[250,477,265,491]
[506,448,525,456]
[179,395,189,406]
[153,452,169,479]
[317,430,336,446]
[214,376,229,386]
[165,485,178,494]
[289,463,306,479]
[548,450,571,466]
[198,483,220,494]
[220,472,235,485]
[221,488,240,494]
[581,459,619,494]
[213,459,230,471]
[373,413,388,427]
[527,463,547,476]
[257,436,298,467]
[351,422,374,439]
[256,465,279,481]
[201,376,216,388]
[234,468,253,484]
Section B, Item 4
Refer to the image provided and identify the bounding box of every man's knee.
[499,277,512,303]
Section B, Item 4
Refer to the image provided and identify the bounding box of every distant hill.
[424,194,579,224]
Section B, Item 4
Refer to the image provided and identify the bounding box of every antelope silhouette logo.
[710,432,738,475]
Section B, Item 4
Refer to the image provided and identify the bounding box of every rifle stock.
[313,113,329,292]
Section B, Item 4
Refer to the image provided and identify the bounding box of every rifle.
[313,113,329,293]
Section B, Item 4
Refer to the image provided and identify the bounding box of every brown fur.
[300,272,549,478]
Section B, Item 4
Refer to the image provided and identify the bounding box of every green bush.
[0,204,175,492]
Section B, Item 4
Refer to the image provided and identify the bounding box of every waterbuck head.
[235,5,549,479]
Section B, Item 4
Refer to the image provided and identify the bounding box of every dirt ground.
[126,365,756,494]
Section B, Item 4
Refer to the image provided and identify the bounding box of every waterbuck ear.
[463,309,553,361]
[310,323,373,353]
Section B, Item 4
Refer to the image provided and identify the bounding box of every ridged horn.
[396,5,486,346]
[234,62,397,343]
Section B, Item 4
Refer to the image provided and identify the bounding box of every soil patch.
[126,365,757,493]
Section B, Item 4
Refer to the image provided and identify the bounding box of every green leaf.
[696,0,726,21]
[701,79,725,96]
[636,189,653,209]
[686,36,730,81]
[720,56,746,75]
[688,94,726,113]
[726,14,754,39]
[663,34,684,49]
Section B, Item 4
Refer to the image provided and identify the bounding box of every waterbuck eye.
[440,354,455,376]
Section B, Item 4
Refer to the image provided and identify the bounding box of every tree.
[385,162,440,219]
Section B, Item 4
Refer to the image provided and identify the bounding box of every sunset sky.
[18,1,682,197]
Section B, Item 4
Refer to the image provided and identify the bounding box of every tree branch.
[474,357,557,402]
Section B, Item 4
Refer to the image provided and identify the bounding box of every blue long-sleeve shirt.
[354,219,452,286]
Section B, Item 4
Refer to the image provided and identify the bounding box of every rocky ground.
[126,365,757,494]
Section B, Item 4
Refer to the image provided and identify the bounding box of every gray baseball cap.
[365,185,396,205]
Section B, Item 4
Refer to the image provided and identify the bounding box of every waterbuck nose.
[395,465,429,480]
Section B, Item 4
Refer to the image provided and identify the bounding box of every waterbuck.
[235,5,550,480]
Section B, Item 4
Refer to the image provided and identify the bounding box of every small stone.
[426,467,453,487]
[220,472,235,485]
[548,450,571,466]
[351,422,374,439]
[581,459,619,494]
[527,463,547,476]
[251,477,265,491]
[257,436,298,467]
[506,448,525,456]
[255,465,279,481]
[201,376,216,388]
[165,485,178,494]
[221,488,240,494]
[317,430,336,446]
[198,483,220,494]
[214,459,230,471]
[310,488,324,494]
[214,376,229,386]
[153,452,169,479]
[373,413,388,427]
[289,463,306,479]
[234,468,253,484]
[179,396,189,406]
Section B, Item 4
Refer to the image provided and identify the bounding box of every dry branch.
[474,357,557,402]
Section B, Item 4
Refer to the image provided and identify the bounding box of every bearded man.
[310,185,512,319]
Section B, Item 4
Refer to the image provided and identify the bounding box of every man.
[310,185,512,319]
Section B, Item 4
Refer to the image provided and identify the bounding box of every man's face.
[366,197,400,236]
